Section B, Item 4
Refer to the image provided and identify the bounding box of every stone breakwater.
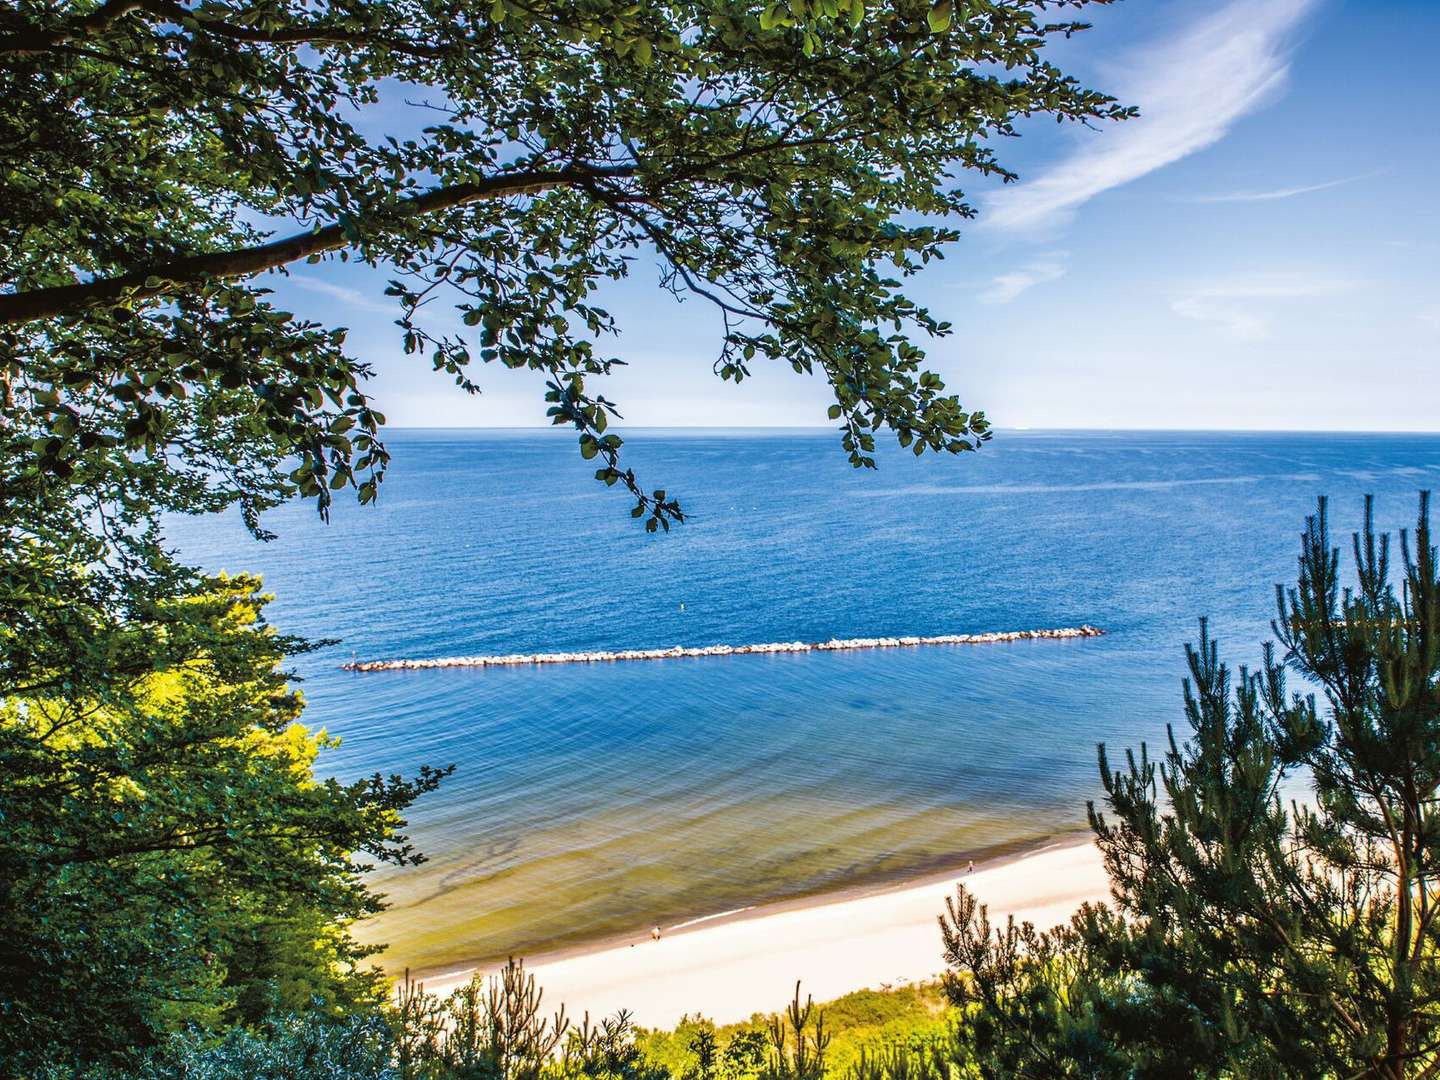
[340,625,1104,672]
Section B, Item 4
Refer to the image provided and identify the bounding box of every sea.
[164,428,1440,975]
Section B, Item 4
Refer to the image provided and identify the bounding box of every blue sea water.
[165,428,1440,973]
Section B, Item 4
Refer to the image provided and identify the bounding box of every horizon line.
[379,424,1440,436]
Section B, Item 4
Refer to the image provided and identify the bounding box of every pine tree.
[945,495,1440,1079]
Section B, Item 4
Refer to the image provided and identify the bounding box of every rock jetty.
[340,625,1104,672]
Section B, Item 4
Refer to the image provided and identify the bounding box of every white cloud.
[1170,273,1348,340]
[980,253,1068,304]
[288,275,395,314]
[983,0,1317,234]
[1183,170,1381,203]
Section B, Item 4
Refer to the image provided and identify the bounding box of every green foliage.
[383,958,673,1080]
[845,1040,950,1080]
[386,971,956,1080]
[1,0,1130,539]
[0,573,449,1076]
[941,896,1136,1077]
[763,983,831,1080]
[804,984,949,1074]
[637,1018,718,1079]
[96,968,958,1080]
[640,982,949,1080]
[394,959,571,1080]
[132,1012,398,1080]
[945,494,1440,1079]
[561,1013,671,1080]
[639,1017,770,1080]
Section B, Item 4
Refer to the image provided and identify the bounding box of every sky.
[269,0,1440,432]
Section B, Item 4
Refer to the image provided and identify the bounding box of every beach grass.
[639,981,951,1078]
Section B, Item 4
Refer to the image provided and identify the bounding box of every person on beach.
[651,926,662,942]
[967,859,975,874]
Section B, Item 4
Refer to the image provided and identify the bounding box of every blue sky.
[273,0,1440,431]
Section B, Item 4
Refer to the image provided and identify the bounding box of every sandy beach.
[416,835,1110,1027]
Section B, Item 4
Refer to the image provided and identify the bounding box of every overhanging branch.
[0,164,638,325]
[0,0,143,55]
[0,0,459,56]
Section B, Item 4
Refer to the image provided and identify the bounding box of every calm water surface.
[166,429,1440,973]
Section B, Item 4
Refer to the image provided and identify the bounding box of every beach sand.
[415,835,1109,1027]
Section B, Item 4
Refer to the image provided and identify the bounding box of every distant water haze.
[165,429,1440,975]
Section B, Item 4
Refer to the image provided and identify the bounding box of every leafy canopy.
[1,0,1128,543]
[0,573,449,1073]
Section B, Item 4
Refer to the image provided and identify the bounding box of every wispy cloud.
[289,275,395,314]
[1170,272,1348,340]
[983,0,1317,234]
[980,253,1068,304]
[1182,170,1381,204]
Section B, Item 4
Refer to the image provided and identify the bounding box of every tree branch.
[138,0,442,49]
[0,0,459,56]
[0,164,637,325]
[0,0,144,55]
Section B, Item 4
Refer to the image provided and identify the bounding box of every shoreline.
[411,830,1109,1027]
[407,830,1093,982]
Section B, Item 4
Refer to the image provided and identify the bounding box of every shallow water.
[166,429,1440,973]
